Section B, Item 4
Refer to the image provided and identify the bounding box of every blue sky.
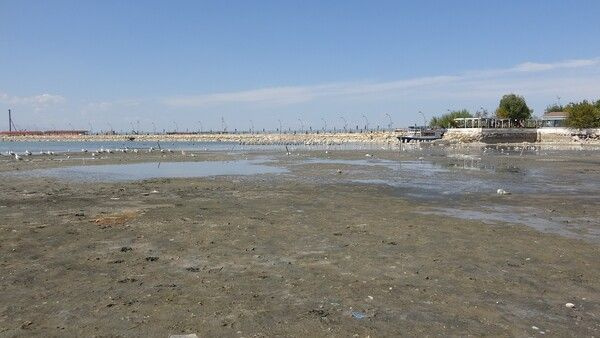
[1,0,600,132]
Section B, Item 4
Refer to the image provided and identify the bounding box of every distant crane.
[8,109,17,132]
[361,114,369,131]
[321,118,327,131]
[298,118,304,132]
[278,119,283,133]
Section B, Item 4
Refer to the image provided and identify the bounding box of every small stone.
[496,189,510,195]
[565,302,575,308]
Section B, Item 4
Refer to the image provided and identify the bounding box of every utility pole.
[8,109,12,132]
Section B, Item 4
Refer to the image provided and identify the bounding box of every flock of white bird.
[2,146,192,161]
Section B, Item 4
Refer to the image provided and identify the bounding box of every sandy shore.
[0,148,598,336]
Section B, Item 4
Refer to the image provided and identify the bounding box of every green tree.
[429,109,472,128]
[545,103,564,113]
[564,100,600,128]
[495,94,532,121]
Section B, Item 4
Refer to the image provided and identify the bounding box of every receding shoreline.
[2,127,600,145]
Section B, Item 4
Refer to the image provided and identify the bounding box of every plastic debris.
[351,311,367,319]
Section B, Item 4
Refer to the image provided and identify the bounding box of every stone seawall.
[443,128,600,144]
[1,131,401,145]
[4,128,600,145]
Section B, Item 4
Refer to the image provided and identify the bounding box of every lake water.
[16,160,288,182]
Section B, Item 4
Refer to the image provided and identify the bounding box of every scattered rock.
[186,267,200,272]
[145,256,159,262]
[565,302,576,308]
[496,189,510,195]
[120,246,133,252]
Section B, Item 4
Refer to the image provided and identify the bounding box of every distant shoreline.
[2,128,600,145]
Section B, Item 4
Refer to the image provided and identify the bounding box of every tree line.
[430,94,600,128]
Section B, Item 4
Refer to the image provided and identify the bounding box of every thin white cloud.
[511,58,600,72]
[162,57,600,108]
[0,91,66,111]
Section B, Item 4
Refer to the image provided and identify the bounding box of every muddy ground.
[0,146,599,337]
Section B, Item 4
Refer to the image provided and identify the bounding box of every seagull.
[25,150,32,156]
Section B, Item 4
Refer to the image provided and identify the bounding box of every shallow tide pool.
[14,160,288,182]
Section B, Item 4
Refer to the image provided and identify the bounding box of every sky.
[1,0,600,132]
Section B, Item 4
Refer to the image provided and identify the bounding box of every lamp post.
[418,111,427,127]
[385,113,393,131]
[361,114,369,131]
[339,116,347,132]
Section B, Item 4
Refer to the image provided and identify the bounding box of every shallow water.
[420,206,600,243]
[16,160,288,182]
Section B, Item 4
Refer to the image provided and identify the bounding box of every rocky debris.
[496,189,510,195]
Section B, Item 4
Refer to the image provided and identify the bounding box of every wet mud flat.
[0,147,599,337]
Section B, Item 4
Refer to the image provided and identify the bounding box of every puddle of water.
[15,160,288,182]
[420,206,600,243]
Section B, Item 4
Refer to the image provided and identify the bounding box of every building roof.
[543,111,567,118]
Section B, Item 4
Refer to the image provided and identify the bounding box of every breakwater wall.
[1,131,401,145]
[443,128,600,144]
